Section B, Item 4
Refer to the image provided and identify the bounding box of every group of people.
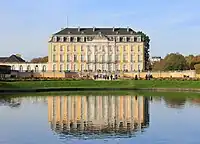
[93,74,118,80]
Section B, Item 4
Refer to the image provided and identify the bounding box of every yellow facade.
[48,27,147,73]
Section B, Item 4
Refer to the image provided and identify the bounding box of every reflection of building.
[48,95,149,135]
[48,27,148,72]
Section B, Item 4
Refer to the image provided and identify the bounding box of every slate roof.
[54,27,136,36]
[0,55,26,63]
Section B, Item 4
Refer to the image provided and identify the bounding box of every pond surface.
[0,93,200,144]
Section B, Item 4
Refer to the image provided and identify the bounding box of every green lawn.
[0,79,200,89]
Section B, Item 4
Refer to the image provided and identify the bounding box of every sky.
[0,0,200,61]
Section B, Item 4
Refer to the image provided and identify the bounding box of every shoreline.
[1,87,200,94]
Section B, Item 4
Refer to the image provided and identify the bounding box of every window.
[81,37,85,42]
[108,55,112,62]
[95,55,98,62]
[19,65,23,72]
[123,37,127,42]
[66,64,70,71]
[12,65,15,70]
[138,64,141,71]
[74,55,77,62]
[123,46,126,52]
[131,54,134,62]
[123,54,127,62]
[81,55,84,62]
[74,45,76,51]
[60,46,64,51]
[53,36,57,42]
[67,45,70,51]
[42,65,46,72]
[27,65,31,71]
[131,64,133,71]
[108,46,112,52]
[102,46,105,52]
[53,45,56,51]
[116,46,119,52]
[53,64,56,72]
[87,46,91,52]
[74,64,76,71]
[88,55,91,62]
[74,37,77,42]
[138,55,141,62]
[67,37,71,42]
[67,54,70,62]
[116,36,120,42]
[123,64,126,71]
[60,64,63,72]
[81,45,84,51]
[115,55,119,61]
[53,54,56,62]
[137,36,141,42]
[35,65,39,72]
[102,64,105,70]
[116,64,120,71]
[94,45,98,52]
[131,45,134,52]
[60,54,64,62]
[108,64,112,72]
[138,46,141,52]
[102,55,105,62]
[60,37,64,42]
[81,64,84,71]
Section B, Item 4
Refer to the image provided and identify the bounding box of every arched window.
[74,64,76,72]
[12,65,15,70]
[53,64,56,72]
[27,65,31,71]
[42,65,46,72]
[19,65,23,72]
[60,64,63,72]
[35,65,39,72]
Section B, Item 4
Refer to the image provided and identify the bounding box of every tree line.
[151,53,200,73]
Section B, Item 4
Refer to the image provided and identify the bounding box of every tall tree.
[136,31,150,70]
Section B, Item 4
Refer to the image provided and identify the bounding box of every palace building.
[48,27,149,73]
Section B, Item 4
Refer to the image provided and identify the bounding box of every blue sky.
[0,0,200,60]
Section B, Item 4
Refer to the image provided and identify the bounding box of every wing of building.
[48,27,149,73]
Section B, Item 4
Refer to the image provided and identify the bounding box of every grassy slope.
[0,80,200,89]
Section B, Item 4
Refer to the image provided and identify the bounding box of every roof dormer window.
[81,37,85,42]
[60,36,64,42]
[67,37,70,42]
[74,37,77,42]
[53,36,57,42]
[123,37,127,42]
[116,36,120,42]
[137,36,141,42]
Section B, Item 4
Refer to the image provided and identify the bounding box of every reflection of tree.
[0,97,21,108]
[163,97,186,109]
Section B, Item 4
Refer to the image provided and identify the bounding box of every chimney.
[93,26,95,32]
[127,26,129,32]
[112,27,115,32]
[78,26,80,32]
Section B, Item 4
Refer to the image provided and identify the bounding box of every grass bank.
[1,80,200,89]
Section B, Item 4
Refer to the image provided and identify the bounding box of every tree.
[185,55,194,69]
[30,56,48,63]
[194,64,200,74]
[152,60,165,71]
[136,31,150,70]
[163,53,188,71]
